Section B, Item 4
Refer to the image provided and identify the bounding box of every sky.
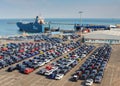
[0,0,120,18]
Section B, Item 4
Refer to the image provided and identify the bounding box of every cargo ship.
[16,16,50,33]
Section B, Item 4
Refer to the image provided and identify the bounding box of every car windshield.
[96,77,101,79]
[86,79,93,82]
[86,81,91,83]
[56,74,60,77]
[96,78,100,80]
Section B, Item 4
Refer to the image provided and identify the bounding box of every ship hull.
[16,22,45,33]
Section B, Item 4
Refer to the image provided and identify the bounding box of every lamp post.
[79,11,83,25]
[79,11,84,43]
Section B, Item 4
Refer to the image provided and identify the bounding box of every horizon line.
[0,17,120,19]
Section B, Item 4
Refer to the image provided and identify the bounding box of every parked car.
[91,69,97,74]
[71,74,79,81]
[85,70,90,75]
[38,68,46,75]
[55,73,64,80]
[59,69,68,75]
[24,68,34,74]
[88,73,96,80]
[81,74,88,80]
[76,70,82,77]
[97,71,104,78]
[48,72,56,79]
[99,66,105,71]
[94,76,102,83]
[38,62,45,67]
[44,70,54,76]
[0,60,8,68]
[85,78,93,86]
[7,66,16,72]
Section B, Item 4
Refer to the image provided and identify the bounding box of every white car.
[44,59,50,63]
[63,51,67,54]
[52,66,58,71]
[55,74,64,80]
[81,54,86,58]
[44,70,53,76]
[38,62,45,66]
[67,49,70,52]
[85,78,93,86]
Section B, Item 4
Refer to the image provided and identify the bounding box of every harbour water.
[0,18,120,36]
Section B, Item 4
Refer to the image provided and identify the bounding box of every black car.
[38,68,46,75]
[71,74,79,81]
[85,70,90,75]
[7,66,16,72]
[60,69,68,75]
[80,67,86,72]
[96,71,104,78]
[99,66,105,71]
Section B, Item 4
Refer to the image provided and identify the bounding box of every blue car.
[48,73,56,79]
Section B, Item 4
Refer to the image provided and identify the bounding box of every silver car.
[85,78,93,86]
[94,76,102,83]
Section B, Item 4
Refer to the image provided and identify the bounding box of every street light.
[79,11,83,42]
[78,11,83,26]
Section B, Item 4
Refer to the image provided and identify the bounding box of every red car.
[24,68,34,74]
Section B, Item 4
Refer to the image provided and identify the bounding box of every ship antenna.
[39,13,42,17]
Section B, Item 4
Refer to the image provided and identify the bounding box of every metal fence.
[85,38,120,44]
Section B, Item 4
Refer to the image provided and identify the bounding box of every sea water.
[0,18,120,36]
